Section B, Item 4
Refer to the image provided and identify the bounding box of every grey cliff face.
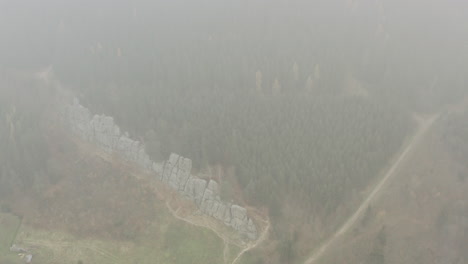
[64,98,258,240]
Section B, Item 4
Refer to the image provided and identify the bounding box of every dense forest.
[444,110,468,182]
[0,72,52,199]
[1,0,467,263]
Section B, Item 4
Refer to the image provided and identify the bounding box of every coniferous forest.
[1,1,467,263]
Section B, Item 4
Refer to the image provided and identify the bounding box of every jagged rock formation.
[161,153,257,240]
[64,98,258,240]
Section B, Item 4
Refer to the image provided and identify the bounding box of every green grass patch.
[238,251,264,264]
[121,217,224,264]
[162,221,224,264]
[10,212,224,264]
[225,243,242,264]
[0,213,22,264]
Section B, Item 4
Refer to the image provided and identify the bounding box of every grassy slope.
[0,126,225,264]
[0,213,22,264]
[10,211,224,264]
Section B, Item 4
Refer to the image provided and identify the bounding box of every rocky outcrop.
[161,155,258,240]
[66,98,152,170]
[63,98,258,240]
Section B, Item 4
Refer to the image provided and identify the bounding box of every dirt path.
[231,216,271,264]
[166,199,270,264]
[303,113,440,264]
[165,200,235,264]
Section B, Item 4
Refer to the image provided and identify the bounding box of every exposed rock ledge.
[63,98,258,240]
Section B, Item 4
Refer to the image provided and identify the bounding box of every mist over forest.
[0,1,467,264]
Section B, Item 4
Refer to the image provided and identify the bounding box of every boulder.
[200,180,222,216]
[207,180,219,194]
[162,154,179,183]
[227,204,257,239]
[190,178,208,205]
[90,115,116,152]
[231,205,247,220]
[200,188,215,214]
[137,147,152,169]
[224,205,232,224]
[213,202,228,221]
[175,158,192,192]
[247,218,258,240]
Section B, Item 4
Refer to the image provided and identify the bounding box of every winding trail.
[231,216,271,264]
[303,113,440,264]
[165,200,231,247]
[166,199,270,264]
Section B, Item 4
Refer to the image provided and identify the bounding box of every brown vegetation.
[10,126,159,241]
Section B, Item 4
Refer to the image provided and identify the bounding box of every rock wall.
[64,98,258,240]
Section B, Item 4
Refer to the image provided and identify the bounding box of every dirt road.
[303,114,440,264]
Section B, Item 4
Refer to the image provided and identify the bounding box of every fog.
[0,1,467,264]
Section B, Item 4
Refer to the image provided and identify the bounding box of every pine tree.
[255,70,263,93]
[293,62,300,81]
[272,78,281,96]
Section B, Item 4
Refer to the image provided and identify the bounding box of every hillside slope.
[316,107,468,264]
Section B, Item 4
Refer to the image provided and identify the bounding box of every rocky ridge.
[64,98,258,240]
